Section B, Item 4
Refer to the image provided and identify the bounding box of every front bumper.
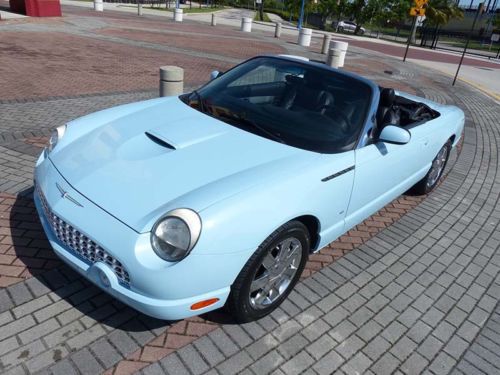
[33,154,243,320]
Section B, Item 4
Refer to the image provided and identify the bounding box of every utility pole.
[453,2,485,85]
[298,0,306,29]
[404,0,427,62]
[404,16,417,61]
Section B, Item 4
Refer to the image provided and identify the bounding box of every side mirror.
[210,70,221,80]
[378,125,411,145]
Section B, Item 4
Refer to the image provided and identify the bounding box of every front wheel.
[227,221,310,322]
[412,140,451,194]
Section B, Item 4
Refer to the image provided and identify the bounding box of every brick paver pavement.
[0,5,499,375]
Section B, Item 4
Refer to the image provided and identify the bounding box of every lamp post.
[453,2,484,85]
[298,0,306,29]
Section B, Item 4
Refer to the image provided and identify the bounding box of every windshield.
[181,57,372,153]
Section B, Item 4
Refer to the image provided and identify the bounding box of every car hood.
[50,97,312,232]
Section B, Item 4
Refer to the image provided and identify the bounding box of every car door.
[344,131,428,230]
[312,150,356,248]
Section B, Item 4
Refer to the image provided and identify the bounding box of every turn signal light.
[190,298,220,311]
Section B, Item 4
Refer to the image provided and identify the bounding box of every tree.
[386,0,410,28]
[348,0,386,34]
[426,0,463,27]
[317,0,341,29]
[492,13,500,30]
[422,0,463,46]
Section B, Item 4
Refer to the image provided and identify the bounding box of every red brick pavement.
[0,32,234,101]
[345,39,500,69]
[0,192,60,288]
[98,28,286,60]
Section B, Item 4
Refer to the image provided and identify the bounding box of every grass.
[438,37,500,53]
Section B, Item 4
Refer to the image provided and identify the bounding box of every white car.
[334,20,366,35]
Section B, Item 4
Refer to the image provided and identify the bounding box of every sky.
[458,0,499,10]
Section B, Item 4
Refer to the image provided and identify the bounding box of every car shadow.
[9,189,169,332]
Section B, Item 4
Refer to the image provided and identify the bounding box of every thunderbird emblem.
[56,183,83,207]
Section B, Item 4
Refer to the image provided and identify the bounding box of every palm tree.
[418,0,463,46]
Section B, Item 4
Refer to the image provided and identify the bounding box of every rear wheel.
[227,221,310,322]
[412,140,451,194]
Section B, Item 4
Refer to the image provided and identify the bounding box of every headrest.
[380,88,395,107]
[286,74,304,84]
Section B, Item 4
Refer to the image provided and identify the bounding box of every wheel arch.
[290,215,321,252]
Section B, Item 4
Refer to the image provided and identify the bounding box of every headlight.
[47,125,66,153]
[151,208,202,262]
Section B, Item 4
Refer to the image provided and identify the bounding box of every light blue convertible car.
[34,55,464,322]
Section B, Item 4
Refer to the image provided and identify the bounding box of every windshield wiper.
[219,112,286,144]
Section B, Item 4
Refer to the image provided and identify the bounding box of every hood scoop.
[145,132,176,150]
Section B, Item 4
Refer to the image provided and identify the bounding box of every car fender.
[192,151,356,258]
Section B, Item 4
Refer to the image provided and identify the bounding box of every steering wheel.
[315,91,335,115]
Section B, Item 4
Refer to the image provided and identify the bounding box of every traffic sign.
[410,7,426,16]
[414,0,428,7]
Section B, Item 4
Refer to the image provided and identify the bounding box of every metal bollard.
[94,0,103,12]
[321,34,331,54]
[211,13,216,26]
[137,1,142,15]
[274,22,282,38]
[174,8,183,22]
[298,28,312,47]
[159,66,184,97]
[330,40,348,67]
[326,48,342,68]
[241,17,252,32]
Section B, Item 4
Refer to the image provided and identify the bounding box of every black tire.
[412,140,451,195]
[227,221,310,323]
[338,26,344,33]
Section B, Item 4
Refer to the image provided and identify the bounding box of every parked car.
[35,55,464,322]
[333,20,366,35]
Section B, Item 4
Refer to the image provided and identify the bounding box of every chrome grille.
[37,185,131,286]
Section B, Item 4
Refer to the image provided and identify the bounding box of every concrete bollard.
[160,66,184,97]
[94,0,103,12]
[241,17,252,32]
[330,40,348,67]
[211,13,216,26]
[297,28,312,47]
[326,48,342,68]
[137,1,142,15]
[174,8,183,22]
[321,34,331,54]
[274,22,282,38]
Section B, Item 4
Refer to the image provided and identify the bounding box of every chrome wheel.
[427,145,449,188]
[249,237,302,310]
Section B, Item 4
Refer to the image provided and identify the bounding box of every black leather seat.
[374,88,398,137]
[279,74,334,114]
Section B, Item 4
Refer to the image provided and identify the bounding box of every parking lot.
[1,4,500,375]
